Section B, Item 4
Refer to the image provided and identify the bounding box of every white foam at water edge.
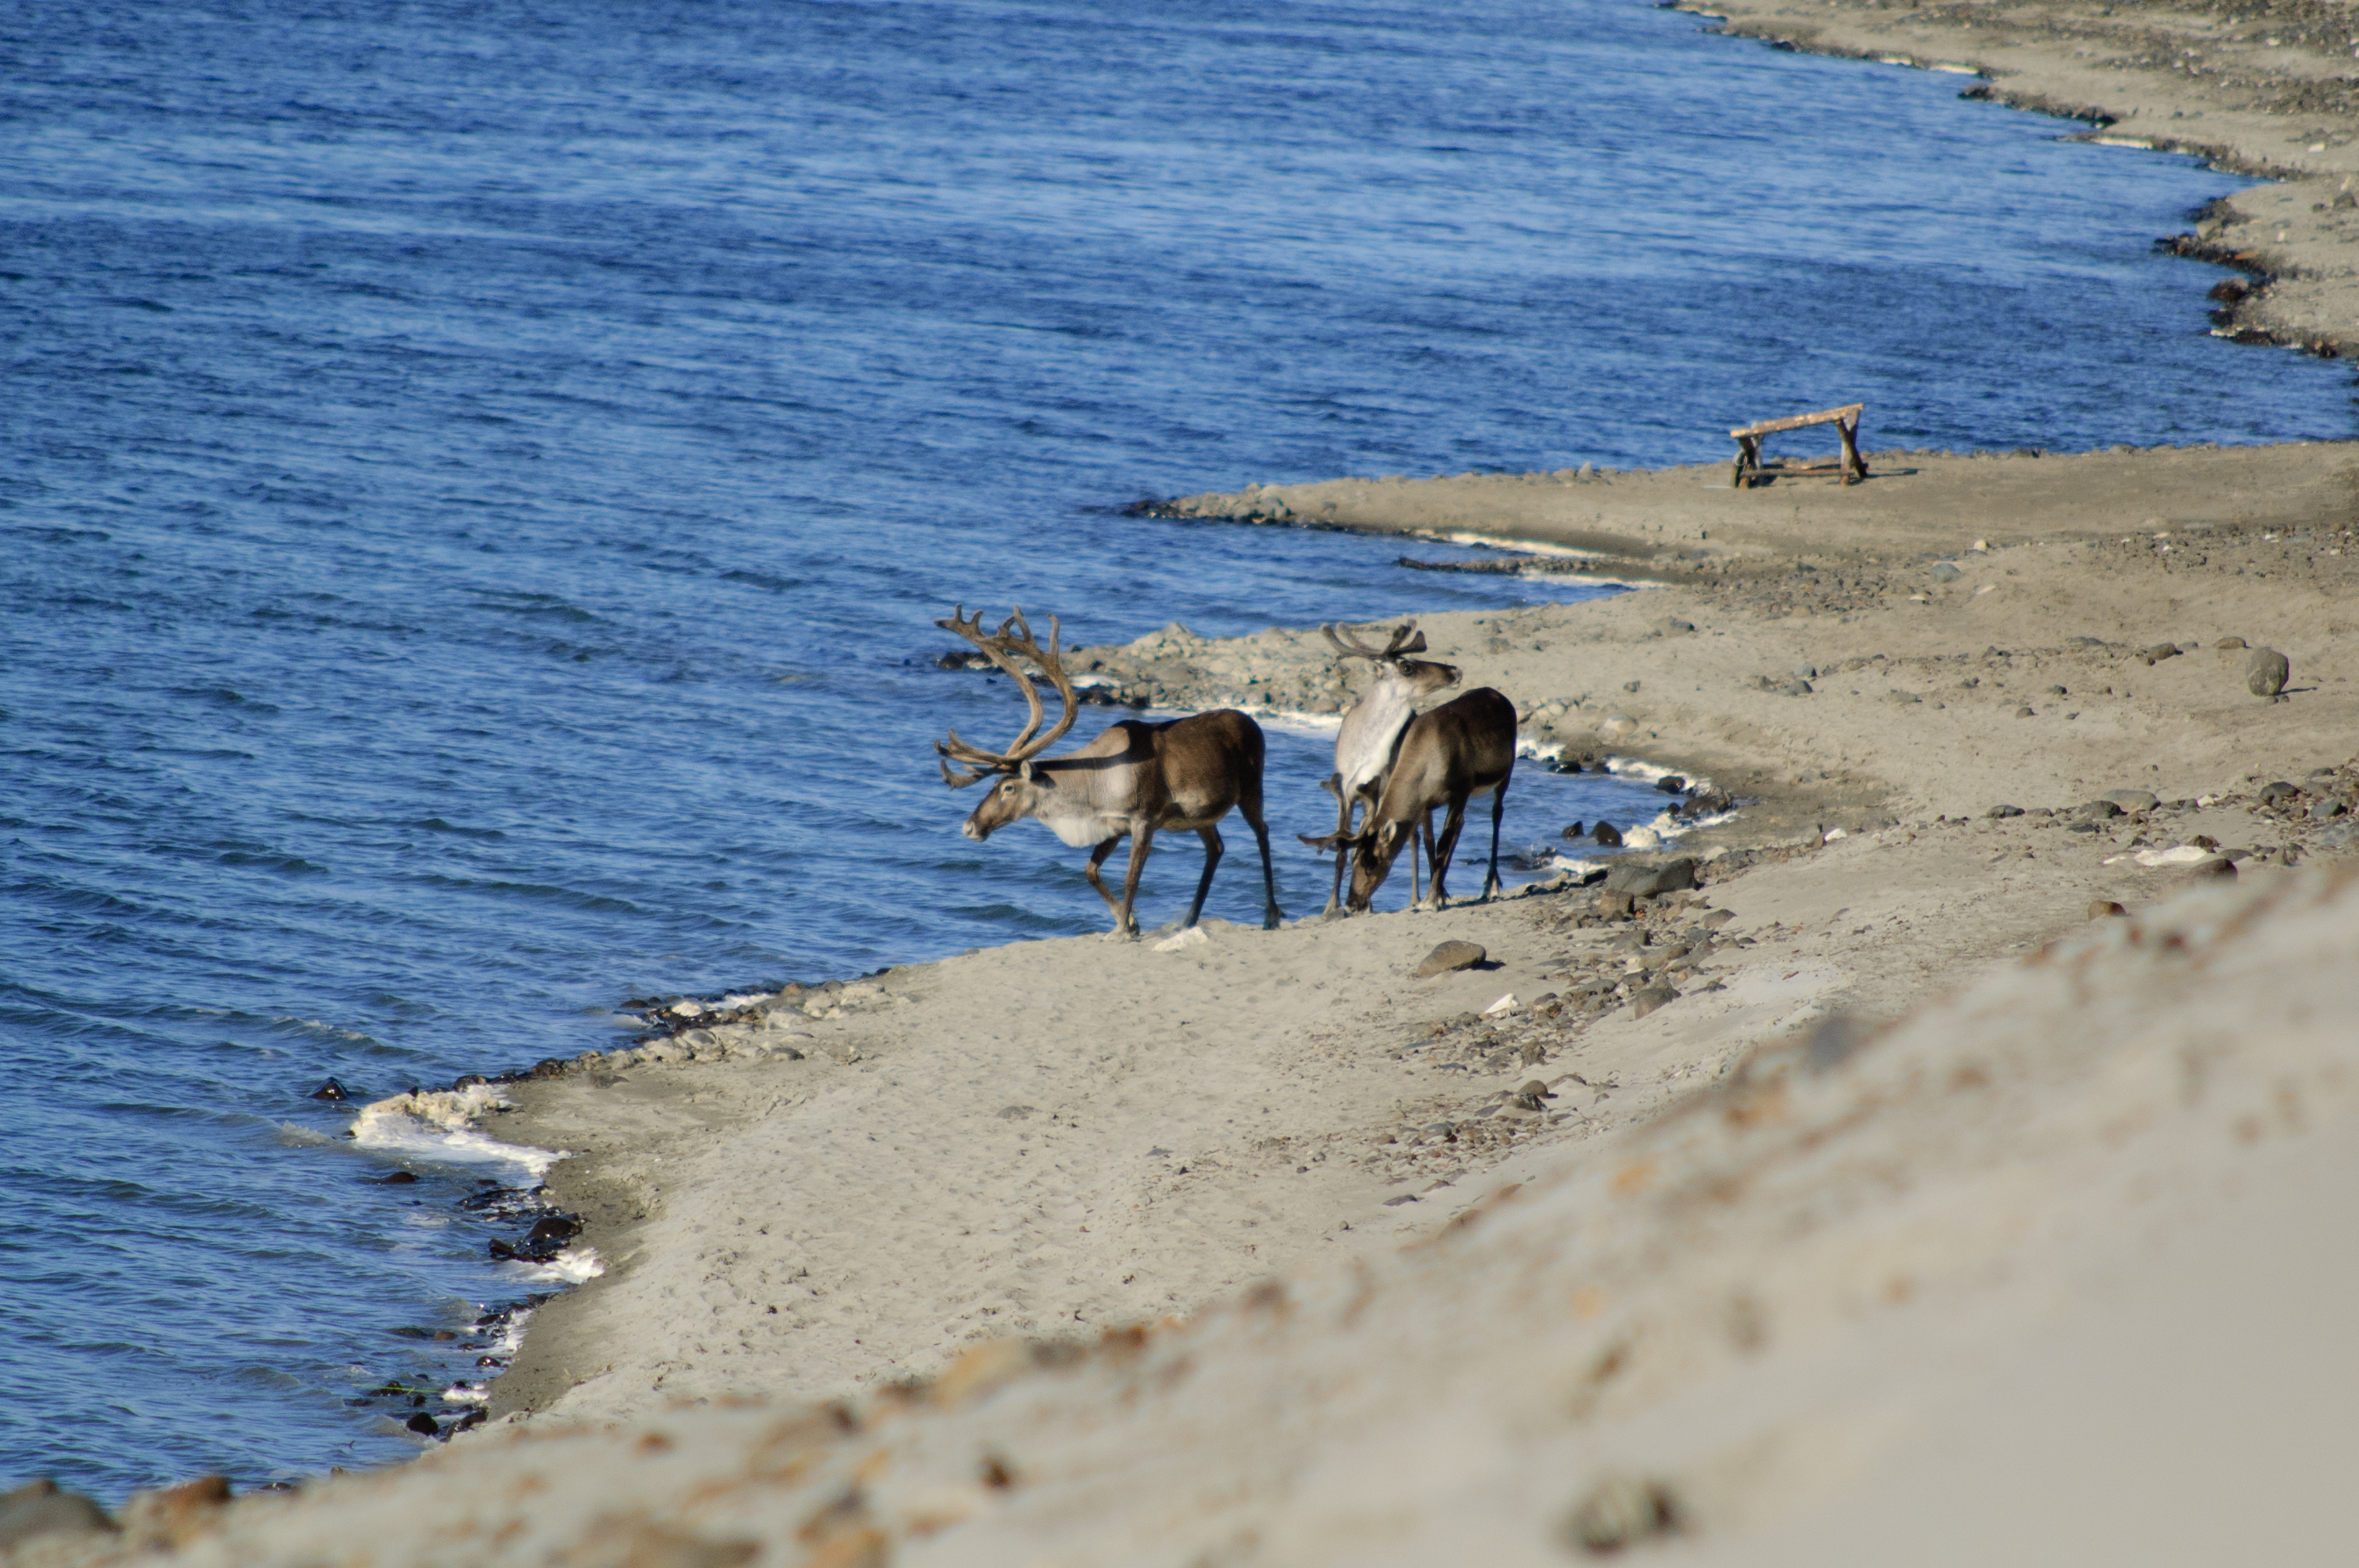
[350,1085,564,1181]
[517,1246,605,1286]
[1603,755,1712,792]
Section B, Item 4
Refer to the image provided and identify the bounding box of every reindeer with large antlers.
[1299,622,1461,914]
[936,607,1284,938]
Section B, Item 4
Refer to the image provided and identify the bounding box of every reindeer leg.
[1407,814,1421,909]
[1183,825,1224,928]
[1324,793,1353,918]
[1429,795,1471,909]
[1113,817,1157,939]
[1083,836,1126,927]
[1481,782,1508,901]
[1243,801,1284,930]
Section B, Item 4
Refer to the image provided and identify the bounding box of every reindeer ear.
[1018,759,1034,782]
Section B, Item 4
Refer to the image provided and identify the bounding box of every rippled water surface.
[3,0,2350,1500]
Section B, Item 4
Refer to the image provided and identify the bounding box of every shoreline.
[18,437,2359,1557]
[1673,0,2359,357]
[408,440,2359,1425]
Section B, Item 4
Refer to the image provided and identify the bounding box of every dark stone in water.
[1654,776,1686,794]
[406,1412,440,1436]
[452,1073,488,1091]
[308,1078,351,1101]
[378,1170,419,1185]
[528,1215,582,1245]
[1559,821,1586,841]
[1592,821,1622,847]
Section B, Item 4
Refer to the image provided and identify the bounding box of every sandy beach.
[11,8,2359,1562]
[11,431,2356,1565]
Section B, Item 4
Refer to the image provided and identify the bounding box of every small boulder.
[1414,941,1487,979]
[1987,804,2024,819]
[2215,635,2247,650]
[1653,616,1695,636]
[2310,798,2346,821]
[2140,642,2181,665]
[1605,858,1697,898]
[1559,820,1586,841]
[2075,800,2124,821]
[308,1078,352,1101]
[2247,647,2290,697]
[2183,855,2238,880]
[1591,821,1623,847]
[1654,776,1687,795]
[1628,985,1677,1019]
[2101,790,2160,812]
[2258,781,2301,807]
[1928,562,1962,583]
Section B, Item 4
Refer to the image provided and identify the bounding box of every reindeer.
[1299,622,1461,914]
[936,606,1284,938]
[1333,686,1517,914]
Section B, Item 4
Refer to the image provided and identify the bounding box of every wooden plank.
[1727,403,1865,439]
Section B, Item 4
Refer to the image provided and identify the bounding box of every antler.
[934,604,1079,787]
[1321,621,1426,659]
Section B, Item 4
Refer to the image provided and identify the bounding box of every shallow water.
[2,0,2350,1500]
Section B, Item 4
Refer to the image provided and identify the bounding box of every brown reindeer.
[936,606,1284,938]
[1300,621,1461,914]
[1335,686,1517,913]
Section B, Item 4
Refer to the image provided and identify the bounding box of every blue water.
[3,0,2350,1502]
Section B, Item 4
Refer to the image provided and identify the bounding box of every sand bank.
[12,439,2358,1565]
[1678,0,2359,354]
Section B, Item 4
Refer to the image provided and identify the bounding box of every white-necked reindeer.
[936,606,1283,938]
[1300,621,1461,913]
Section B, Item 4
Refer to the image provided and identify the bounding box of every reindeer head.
[935,605,1079,841]
[1322,621,1459,697]
[1344,818,1412,910]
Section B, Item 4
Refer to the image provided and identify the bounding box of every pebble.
[2088,900,2128,918]
[1628,984,1677,1019]
[1515,1080,1554,1110]
[1414,941,1487,978]
[1653,616,1695,636]
[2258,781,2300,806]
[0,1480,116,1549]
[1780,680,1813,696]
[2140,642,2182,665]
[2215,635,2247,650]
[1929,562,1962,583]
[1987,804,2024,818]
[2183,855,2238,880]
[2015,705,2036,718]
[2100,790,2159,812]
[1563,1476,1681,1554]
[2247,647,2291,697]
[2311,798,2346,820]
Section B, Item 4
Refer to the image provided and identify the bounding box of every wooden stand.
[1730,403,1868,488]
